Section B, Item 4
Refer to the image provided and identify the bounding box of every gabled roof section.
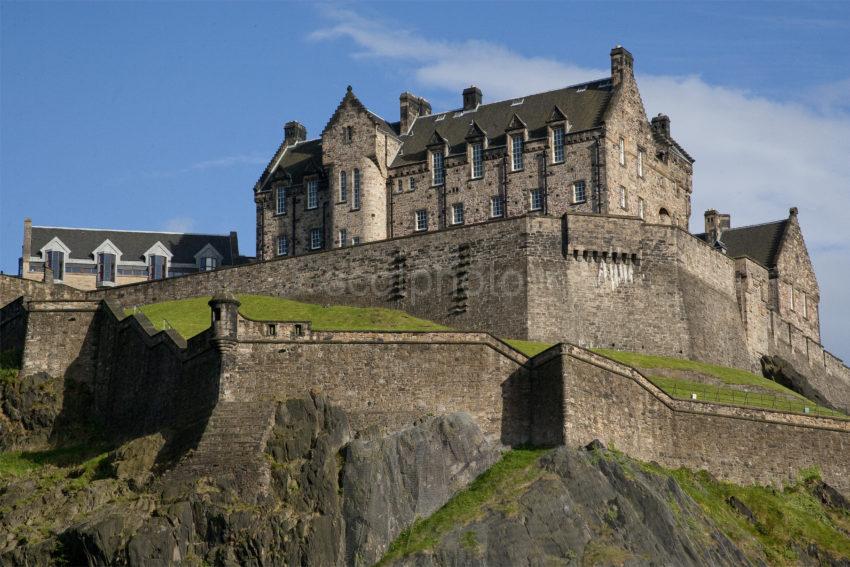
[322,86,399,138]
[547,105,567,123]
[30,226,237,265]
[427,130,448,147]
[696,220,788,268]
[392,78,613,166]
[506,113,527,131]
[465,120,487,140]
[254,139,323,192]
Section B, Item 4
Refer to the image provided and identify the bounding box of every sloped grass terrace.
[128,294,449,338]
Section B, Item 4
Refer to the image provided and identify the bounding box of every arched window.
[659,208,671,224]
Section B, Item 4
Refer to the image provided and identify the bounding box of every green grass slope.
[129,295,449,339]
[594,349,844,418]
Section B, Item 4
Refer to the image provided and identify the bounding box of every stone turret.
[209,294,240,352]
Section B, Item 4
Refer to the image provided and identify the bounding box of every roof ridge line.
[722,219,788,232]
[33,226,232,237]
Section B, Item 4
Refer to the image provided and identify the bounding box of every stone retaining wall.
[533,344,850,494]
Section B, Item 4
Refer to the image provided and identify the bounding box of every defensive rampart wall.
[530,344,850,494]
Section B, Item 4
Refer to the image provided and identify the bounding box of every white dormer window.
[46,250,65,281]
[552,126,565,163]
[193,243,223,272]
[97,253,116,285]
[149,255,167,280]
[511,134,524,171]
[307,179,318,209]
[432,151,445,186]
[470,142,483,179]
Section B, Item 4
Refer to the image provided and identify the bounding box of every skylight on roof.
[576,86,587,93]
[510,98,524,106]
[435,114,446,121]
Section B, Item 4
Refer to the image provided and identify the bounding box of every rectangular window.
[409,177,416,191]
[201,257,218,271]
[638,197,645,219]
[310,228,322,250]
[619,186,627,210]
[490,196,504,218]
[802,292,808,318]
[451,203,464,225]
[97,253,116,283]
[352,169,361,209]
[511,134,524,171]
[339,171,347,202]
[149,255,167,280]
[307,179,318,209]
[351,236,361,245]
[276,187,287,215]
[618,137,625,165]
[432,152,445,186]
[338,228,347,247]
[471,142,483,179]
[396,179,403,193]
[573,181,586,203]
[415,209,428,231]
[530,189,543,211]
[47,250,64,280]
[552,126,565,163]
[277,235,289,256]
[637,149,644,178]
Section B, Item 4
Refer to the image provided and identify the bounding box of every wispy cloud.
[162,216,195,233]
[311,8,850,359]
[188,154,268,171]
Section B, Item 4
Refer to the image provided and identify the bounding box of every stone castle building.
[254,47,693,258]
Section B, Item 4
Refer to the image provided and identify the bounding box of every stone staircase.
[162,400,277,498]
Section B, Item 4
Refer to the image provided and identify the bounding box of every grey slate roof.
[255,138,323,192]
[391,78,614,166]
[31,226,238,265]
[696,220,788,268]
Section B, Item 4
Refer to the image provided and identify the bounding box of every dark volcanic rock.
[386,446,754,567]
[761,355,838,411]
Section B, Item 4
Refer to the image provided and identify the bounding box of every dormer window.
[200,257,218,271]
[46,250,64,281]
[552,126,565,163]
[470,142,483,179]
[149,255,167,280]
[432,151,445,186]
[97,252,116,285]
[510,134,524,171]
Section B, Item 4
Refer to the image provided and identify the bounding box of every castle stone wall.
[225,325,530,444]
[92,216,533,340]
[91,301,220,442]
[543,344,850,494]
[0,275,80,308]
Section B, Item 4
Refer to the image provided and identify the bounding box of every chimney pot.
[284,121,307,146]
[610,45,634,87]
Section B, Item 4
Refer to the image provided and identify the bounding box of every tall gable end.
[322,86,398,138]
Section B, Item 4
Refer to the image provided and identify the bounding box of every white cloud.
[189,154,267,171]
[312,10,850,360]
[163,216,195,233]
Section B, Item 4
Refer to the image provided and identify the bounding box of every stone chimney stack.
[651,114,671,138]
[610,45,634,87]
[399,92,432,135]
[462,86,482,111]
[704,209,731,248]
[229,231,239,261]
[283,121,307,146]
[21,218,32,277]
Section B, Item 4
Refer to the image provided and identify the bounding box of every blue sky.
[2,1,849,358]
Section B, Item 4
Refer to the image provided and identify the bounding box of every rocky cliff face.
[1,396,848,566]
